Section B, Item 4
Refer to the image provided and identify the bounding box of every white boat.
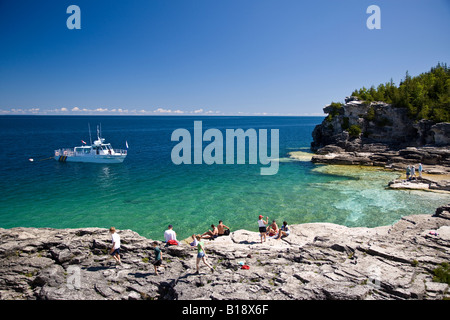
[54,126,127,163]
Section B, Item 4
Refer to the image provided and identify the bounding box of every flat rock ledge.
[1,205,450,300]
[310,145,450,192]
[387,178,450,193]
[312,146,450,174]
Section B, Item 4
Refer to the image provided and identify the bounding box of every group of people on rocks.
[159,222,229,275]
[108,215,291,274]
[406,163,423,181]
[257,215,290,244]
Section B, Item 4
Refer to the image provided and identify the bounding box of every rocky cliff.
[311,96,450,152]
[1,204,449,300]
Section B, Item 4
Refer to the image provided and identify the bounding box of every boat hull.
[54,155,126,163]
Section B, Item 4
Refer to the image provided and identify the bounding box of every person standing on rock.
[258,215,269,243]
[151,241,163,275]
[406,165,411,181]
[411,165,416,180]
[418,163,423,178]
[195,235,214,274]
[109,227,121,265]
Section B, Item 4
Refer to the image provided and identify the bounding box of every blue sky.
[0,0,449,116]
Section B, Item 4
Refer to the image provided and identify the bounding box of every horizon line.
[0,113,326,117]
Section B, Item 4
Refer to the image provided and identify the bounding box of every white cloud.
[0,105,316,117]
[154,108,172,113]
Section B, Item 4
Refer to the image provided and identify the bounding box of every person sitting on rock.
[276,221,290,240]
[164,225,179,245]
[217,220,230,236]
[201,224,219,240]
[267,220,278,237]
[190,234,199,248]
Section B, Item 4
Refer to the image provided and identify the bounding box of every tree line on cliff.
[349,63,449,123]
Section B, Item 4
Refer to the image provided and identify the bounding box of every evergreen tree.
[348,63,449,122]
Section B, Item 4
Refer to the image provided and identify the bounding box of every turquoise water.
[0,116,448,240]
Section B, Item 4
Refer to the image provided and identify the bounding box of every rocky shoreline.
[310,96,450,192]
[310,145,450,192]
[1,204,449,300]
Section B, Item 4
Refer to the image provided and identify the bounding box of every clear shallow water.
[0,116,448,240]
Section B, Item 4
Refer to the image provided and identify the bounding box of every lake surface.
[0,115,448,240]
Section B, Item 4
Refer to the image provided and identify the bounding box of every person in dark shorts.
[109,227,121,265]
[217,220,230,236]
[258,215,269,243]
[151,241,162,275]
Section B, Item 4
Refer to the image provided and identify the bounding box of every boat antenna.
[88,123,92,145]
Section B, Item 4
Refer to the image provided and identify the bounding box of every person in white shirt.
[258,215,269,244]
[164,225,179,244]
[109,227,121,265]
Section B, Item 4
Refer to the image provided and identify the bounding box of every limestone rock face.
[1,204,450,300]
[311,97,450,151]
[432,123,450,146]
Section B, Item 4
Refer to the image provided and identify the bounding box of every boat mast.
[88,123,92,145]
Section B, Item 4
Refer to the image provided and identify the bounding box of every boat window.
[75,147,91,154]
